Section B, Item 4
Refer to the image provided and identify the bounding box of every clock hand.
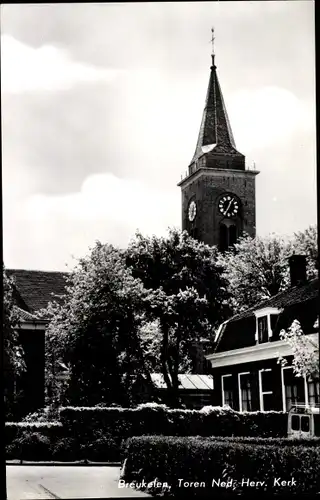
[224,198,234,216]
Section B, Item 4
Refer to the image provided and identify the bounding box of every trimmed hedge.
[6,404,288,462]
[122,435,320,496]
[5,422,63,461]
[60,404,288,440]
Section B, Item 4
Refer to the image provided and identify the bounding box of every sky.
[1,1,316,271]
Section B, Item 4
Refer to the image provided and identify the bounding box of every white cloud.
[3,173,180,270]
[1,35,121,93]
[228,86,314,151]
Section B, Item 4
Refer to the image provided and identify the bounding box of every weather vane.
[210,27,215,55]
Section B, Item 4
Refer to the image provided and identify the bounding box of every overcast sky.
[1,2,316,271]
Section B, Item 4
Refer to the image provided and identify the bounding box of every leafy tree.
[43,242,154,407]
[3,266,25,417]
[279,319,319,378]
[217,225,318,313]
[144,286,211,404]
[138,319,162,373]
[291,225,318,279]
[125,228,230,405]
[217,233,290,312]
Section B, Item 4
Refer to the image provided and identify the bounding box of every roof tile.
[7,269,68,313]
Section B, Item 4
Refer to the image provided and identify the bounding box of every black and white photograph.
[2,1,319,499]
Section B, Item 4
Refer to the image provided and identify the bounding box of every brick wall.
[181,169,257,247]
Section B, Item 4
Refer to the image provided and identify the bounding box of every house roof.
[213,278,319,353]
[16,307,38,321]
[228,278,319,324]
[151,373,213,391]
[7,269,68,314]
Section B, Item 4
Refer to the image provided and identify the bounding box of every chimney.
[289,255,307,287]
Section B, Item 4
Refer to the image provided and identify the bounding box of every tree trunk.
[160,322,174,403]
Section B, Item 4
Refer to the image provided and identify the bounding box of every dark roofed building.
[7,269,67,316]
[136,373,214,410]
[206,256,319,413]
[6,269,67,419]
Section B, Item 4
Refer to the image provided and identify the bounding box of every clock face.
[188,200,197,222]
[218,195,239,218]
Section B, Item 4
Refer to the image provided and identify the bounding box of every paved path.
[6,465,151,499]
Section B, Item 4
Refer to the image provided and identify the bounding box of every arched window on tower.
[219,223,237,251]
[190,227,199,241]
[219,224,228,252]
[229,224,237,246]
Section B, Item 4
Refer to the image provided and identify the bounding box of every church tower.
[178,31,259,251]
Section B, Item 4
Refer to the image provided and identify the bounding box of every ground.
[6,465,151,499]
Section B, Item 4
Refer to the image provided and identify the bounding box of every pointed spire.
[190,30,241,166]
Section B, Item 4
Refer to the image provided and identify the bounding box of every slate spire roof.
[191,37,242,165]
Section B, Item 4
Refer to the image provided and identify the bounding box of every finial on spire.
[210,27,215,55]
[210,27,216,67]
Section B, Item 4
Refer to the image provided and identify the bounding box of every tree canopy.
[3,266,25,417]
[279,319,319,378]
[217,225,318,313]
[41,224,318,408]
[125,228,230,404]
[43,243,153,407]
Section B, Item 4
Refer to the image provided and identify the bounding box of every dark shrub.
[8,432,51,461]
[122,435,320,497]
[83,431,119,462]
[5,422,63,461]
[51,438,78,462]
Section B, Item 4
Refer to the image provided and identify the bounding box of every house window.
[221,374,234,408]
[238,372,252,412]
[285,384,298,411]
[281,367,305,411]
[258,316,268,344]
[258,369,273,411]
[307,379,320,406]
[254,308,281,344]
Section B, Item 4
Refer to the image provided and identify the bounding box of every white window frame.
[281,366,293,412]
[254,307,282,343]
[281,365,308,412]
[306,377,320,406]
[304,375,309,406]
[258,368,273,411]
[221,374,232,407]
[238,371,251,413]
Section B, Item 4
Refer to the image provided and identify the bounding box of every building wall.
[18,329,45,415]
[158,389,214,409]
[181,169,257,247]
[211,356,308,412]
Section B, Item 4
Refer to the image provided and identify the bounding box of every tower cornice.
[178,167,260,189]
